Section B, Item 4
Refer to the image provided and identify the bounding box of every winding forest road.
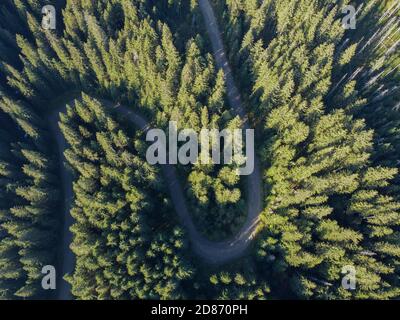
[50,0,262,299]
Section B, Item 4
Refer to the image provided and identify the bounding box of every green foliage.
[0,0,399,300]
[60,95,193,299]
[217,0,400,299]
[0,96,60,299]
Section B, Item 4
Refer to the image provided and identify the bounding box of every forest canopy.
[0,0,399,300]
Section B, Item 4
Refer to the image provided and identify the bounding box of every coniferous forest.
[0,0,399,300]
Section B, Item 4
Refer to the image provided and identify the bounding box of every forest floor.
[49,0,263,300]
